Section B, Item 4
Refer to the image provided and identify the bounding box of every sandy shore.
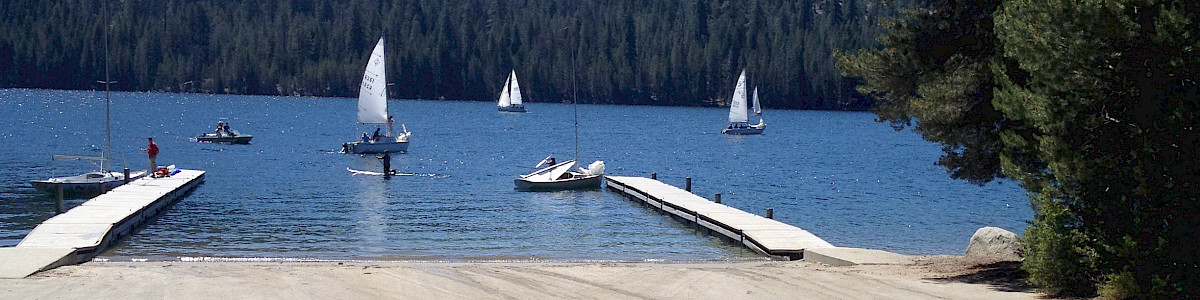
[0,255,1036,299]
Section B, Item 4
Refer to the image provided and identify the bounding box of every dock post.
[685,177,692,192]
[766,208,774,219]
[651,173,656,180]
[124,168,130,184]
[97,181,105,194]
[714,193,721,204]
[55,185,64,214]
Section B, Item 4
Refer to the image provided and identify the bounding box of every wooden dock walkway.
[0,170,205,278]
[606,175,834,259]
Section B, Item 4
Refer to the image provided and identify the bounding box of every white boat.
[497,70,527,112]
[721,69,765,135]
[30,15,146,198]
[515,159,604,191]
[342,37,411,154]
[31,156,146,197]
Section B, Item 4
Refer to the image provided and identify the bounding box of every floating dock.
[0,170,205,278]
[606,175,834,260]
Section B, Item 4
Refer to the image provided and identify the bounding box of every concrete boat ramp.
[606,175,909,264]
[0,170,204,278]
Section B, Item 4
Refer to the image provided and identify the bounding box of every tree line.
[839,0,1199,298]
[0,0,906,110]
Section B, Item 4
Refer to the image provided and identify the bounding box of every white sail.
[727,70,749,124]
[497,72,512,107]
[752,87,761,116]
[357,37,388,124]
[509,70,523,106]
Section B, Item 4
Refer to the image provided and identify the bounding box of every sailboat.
[751,86,765,128]
[342,37,411,154]
[30,4,146,197]
[514,53,604,191]
[721,69,765,135]
[497,70,527,112]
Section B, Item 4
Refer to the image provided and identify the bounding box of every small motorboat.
[197,121,252,144]
[196,132,252,144]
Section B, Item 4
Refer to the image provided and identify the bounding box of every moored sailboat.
[514,47,603,191]
[31,4,145,197]
[342,37,411,154]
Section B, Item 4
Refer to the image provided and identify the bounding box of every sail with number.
[727,70,749,124]
[357,38,388,125]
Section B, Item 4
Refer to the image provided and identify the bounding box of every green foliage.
[836,0,1013,184]
[1020,191,1098,296]
[0,0,903,110]
[996,0,1200,297]
[844,0,1199,297]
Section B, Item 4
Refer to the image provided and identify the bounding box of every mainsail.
[357,37,388,125]
[727,70,749,124]
[509,71,523,106]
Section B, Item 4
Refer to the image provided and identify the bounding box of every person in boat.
[223,123,234,136]
[361,132,370,143]
[386,115,395,137]
[547,157,556,166]
[372,128,382,141]
[216,121,225,135]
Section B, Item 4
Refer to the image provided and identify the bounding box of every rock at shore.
[965,227,1022,260]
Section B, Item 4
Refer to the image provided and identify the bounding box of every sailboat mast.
[102,0,111,173]
[572,38,579,163]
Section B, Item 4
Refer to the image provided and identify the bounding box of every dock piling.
[714,193,721,204]
[123,168,130,184]
[766,208,774,219]
[685,177,692,192]
[651,173,656,180]
[55,185,64,214]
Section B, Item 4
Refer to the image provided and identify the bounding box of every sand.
[0,256,1037,299]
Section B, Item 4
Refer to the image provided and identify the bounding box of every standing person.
[141,137,159,174]
[386,115,395,137]
[378,151,393,177]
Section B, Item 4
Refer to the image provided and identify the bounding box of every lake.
[0,89,1032,261]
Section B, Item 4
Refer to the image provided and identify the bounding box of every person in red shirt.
[141,137,159,174]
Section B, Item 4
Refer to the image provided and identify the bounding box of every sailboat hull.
[514,174,603,191]
[31,171,148,198]
[721,127,764,135]
[342,139,409,154]
[498,105,527,113]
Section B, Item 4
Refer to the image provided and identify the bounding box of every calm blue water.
[0,89,1032,260]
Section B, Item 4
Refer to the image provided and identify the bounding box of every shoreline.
[1,256,1037,299]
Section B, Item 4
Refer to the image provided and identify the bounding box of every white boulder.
[965,226,1022,260]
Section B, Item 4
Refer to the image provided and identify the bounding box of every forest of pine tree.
[0,0,903,110]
